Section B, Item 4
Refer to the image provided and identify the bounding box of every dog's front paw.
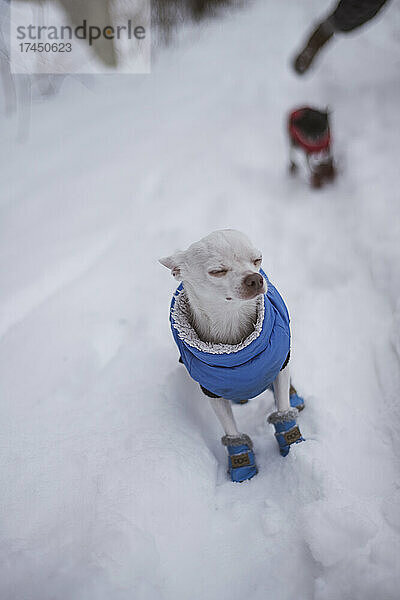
[268,409,305,457]
[221,434,258,482]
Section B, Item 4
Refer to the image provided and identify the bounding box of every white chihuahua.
[160,229,304,482]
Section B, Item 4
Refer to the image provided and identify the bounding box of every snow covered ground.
[1,1,400,598]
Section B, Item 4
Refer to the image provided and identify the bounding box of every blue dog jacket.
[169,271,291,403]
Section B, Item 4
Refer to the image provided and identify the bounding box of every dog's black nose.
[243,273,264,291]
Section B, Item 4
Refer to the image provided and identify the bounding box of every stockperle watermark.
[10,1,151,74]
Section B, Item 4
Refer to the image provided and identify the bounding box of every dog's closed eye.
[209,268,229,277]
[253,257,262,268]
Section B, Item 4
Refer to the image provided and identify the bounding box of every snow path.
[1,1,400,599]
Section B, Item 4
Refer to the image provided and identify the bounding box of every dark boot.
[293,19,335,75]
[311,172,323,189]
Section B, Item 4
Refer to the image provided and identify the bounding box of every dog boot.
[221,434,258,483]
[290,384,305,412]
[268,409,304,457]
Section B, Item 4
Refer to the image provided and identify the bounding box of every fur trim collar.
[171,288,265,355]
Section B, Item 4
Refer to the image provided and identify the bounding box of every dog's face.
[295,108,329,140]
[159,229,266,302]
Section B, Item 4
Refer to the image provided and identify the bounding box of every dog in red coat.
[288,107,336,189]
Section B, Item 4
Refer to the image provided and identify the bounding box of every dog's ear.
[159,253,183,280]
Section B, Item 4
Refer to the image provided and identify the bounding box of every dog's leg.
[208,396,240,436]
[209,397,257,482]
[273,364,291,412]
[273,365,305,411]
[289,143,298,174]
[269,365,304,456]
